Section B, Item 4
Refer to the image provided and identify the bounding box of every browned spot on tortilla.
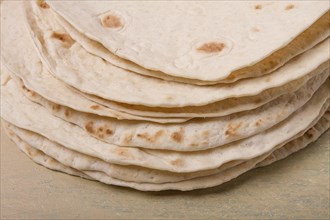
[51,32,74,48]
[266,76,272,82]
[197,42,225,53]
[255,119,263,127]
[171,128,184,143]
[98,134,104,139]
[22,85,37,97]
[251,27,260,32]
[137,130,164,143]
[285,4,294,10]
[85,121,94,133]
[171,159,184,167]
[306,128,315,139]
[189,143,199,147]
[166,96,173,101]
[123,134,133,145]
[115,148,132,158]
[101,15,123,28]
[225,122,242,136]
[154,130,164,139]
[37,0,49,9]
[255,4,262,10]
[202,131,209,139]
[106,129,113,135]
[64,109,71,117]
[98,127,104,132]
[90,105,101,110]
[52,104,61,112]
[254,97,263,104]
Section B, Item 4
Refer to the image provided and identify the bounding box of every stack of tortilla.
[1,0,329,191]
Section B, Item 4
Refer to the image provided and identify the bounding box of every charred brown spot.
[123,134,133,145]
[154,130,164,139]
[90,105,100,110]
[189,143,198,147]
[101,15,123,29]
[106,129,113,135]
[306,128,315,139]
[285,4,294,10]
[37,0,50,9]
[255,119,263,127]
[64,109,71,117]
[166,96,173,101]
[254,97,263,104]
[22,85,37,97]
[137,130,164,143]
[115,148,132,158]
[171,128,184,143]
[85,121,94,133]
[255,4,262,10]
[51,32,74,48]
[197,42,225,53]
[251,27,260,32]
[171,159,184,167]
[225,122,242,136]
[202,130,210,138]
[98,127,104,132]
[266,77,272,82]
[52,104,61,112]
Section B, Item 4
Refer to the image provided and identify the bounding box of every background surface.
[1,125,329,219]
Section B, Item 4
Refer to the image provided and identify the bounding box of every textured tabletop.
[1,126,329,219]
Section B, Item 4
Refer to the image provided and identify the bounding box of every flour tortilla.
[1,76,329,172]
[2,1,329,118]
[2,122,242,184]
[53,4,329,86]
[13,68,330,151]
[3,124,91,180]
[47,1,329,83]
[0,1,190,124]
[81,65,329,118]
[83,111,330,191]
[4,113,329,190]
[24,1,330,107]
[3,111,329,185]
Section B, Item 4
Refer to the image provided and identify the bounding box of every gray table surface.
[1,126,329,219]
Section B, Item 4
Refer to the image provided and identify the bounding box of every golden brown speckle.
[37,0,50,9]
[51,32,74,48]
[101,15,123,29]
[52,104,61,112]
[251,27,260,32]
[64,109,71,117]
[197,42,225,53]
[202,131,209,138]
[171,159,184,167]
[123,134,133,145]
[171,128,184,143]
[85,121,94,133]
[90,105,100,110]
[106,129,113,135]
[285,4,294,10]
[255,4,262,10]
[225,122,242,136]
[266,77,272,82]
[137,130,164,143]
[115,148,132,158]
[255,119,263,127]
[306,128,315,139]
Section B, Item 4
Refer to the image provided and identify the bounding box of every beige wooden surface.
[1,125,329,219]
